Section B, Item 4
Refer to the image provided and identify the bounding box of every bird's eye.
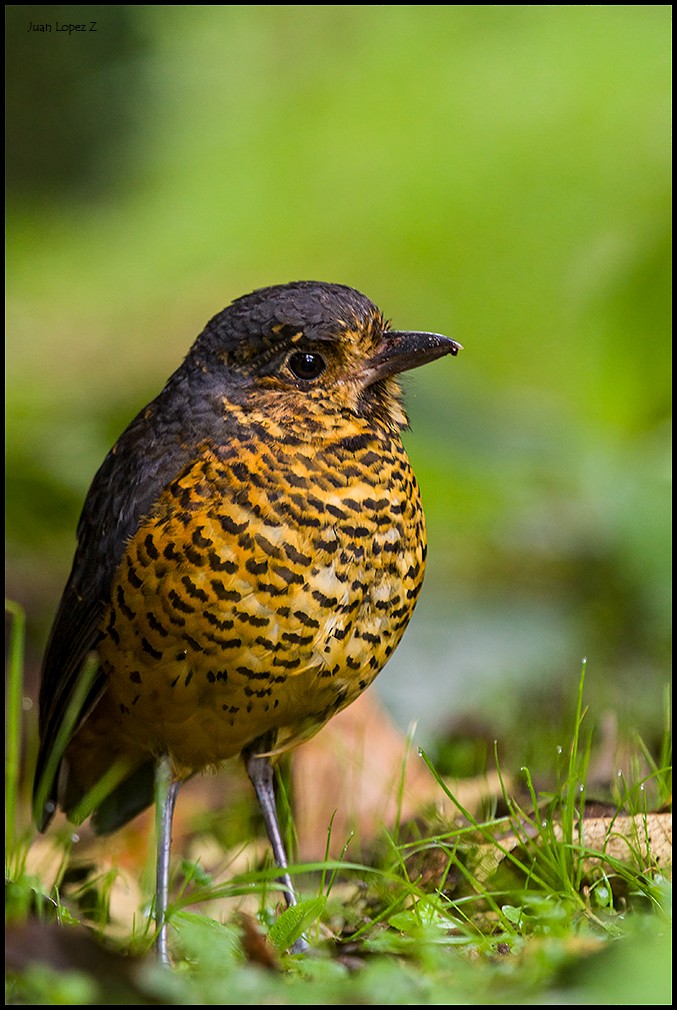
[287,351,326,381]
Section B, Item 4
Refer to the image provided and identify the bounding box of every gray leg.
[244,736,309,953]
[154,754,181,965]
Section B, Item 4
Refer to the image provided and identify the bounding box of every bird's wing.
[34,372,226,826]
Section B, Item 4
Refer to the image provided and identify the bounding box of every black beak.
[362,330,462,386]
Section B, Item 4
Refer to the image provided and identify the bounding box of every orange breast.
[81,426,426,779]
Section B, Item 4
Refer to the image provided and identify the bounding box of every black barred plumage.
[33,280,461,961]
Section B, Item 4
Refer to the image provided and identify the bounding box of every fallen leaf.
[292,691,510,858]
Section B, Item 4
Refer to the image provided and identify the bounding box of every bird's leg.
[244,734,309,953]
[154,753,181,966]
[244,736,296,906]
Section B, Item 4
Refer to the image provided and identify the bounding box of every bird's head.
[188,281,461,435]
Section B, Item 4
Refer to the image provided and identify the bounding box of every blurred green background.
[5,6,671,760]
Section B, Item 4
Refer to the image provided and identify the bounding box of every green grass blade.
[5,599,26,858]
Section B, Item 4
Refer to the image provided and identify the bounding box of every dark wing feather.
[33,363,229,828]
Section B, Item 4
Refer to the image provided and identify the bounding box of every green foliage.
[267,896,326,954]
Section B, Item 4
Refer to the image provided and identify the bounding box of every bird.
[32,280,461,962]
